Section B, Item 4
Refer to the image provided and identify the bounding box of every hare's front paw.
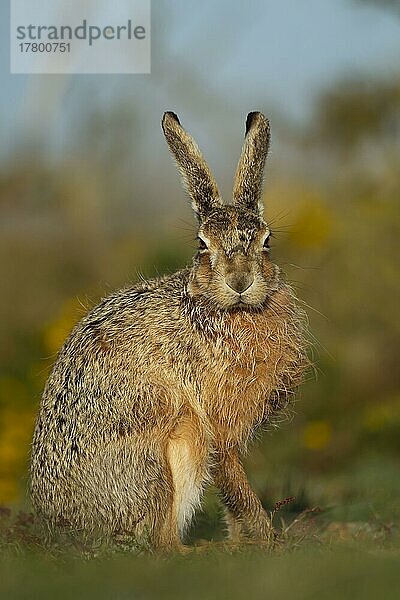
[251,512,277,546]
[226,510,277,546]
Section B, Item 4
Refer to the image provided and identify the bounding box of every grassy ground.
[1,503,400,599]
[3,545,400,600]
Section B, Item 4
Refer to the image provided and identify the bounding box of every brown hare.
[30,111,309,550]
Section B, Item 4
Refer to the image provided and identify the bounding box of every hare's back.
[59,271,188,364]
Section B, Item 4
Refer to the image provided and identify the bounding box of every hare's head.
[162,111,279,310]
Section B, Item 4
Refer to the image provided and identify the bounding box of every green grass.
[3,451,400,599]
[1,504,400,599]
[2,542,400,600]
[2,455,400,599]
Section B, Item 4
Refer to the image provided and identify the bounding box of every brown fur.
[30,112,309,550]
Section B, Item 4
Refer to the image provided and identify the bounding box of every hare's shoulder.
[59,270,189,352]
[82,269,188,325]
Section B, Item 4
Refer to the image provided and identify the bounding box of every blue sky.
[0,0,399,162]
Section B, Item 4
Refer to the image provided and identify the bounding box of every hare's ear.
[233,112,271,214]
[162,112,222,220]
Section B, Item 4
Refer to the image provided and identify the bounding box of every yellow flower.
[303,420,332,450]
[363,396,400,432]
[0,478,19,504]
[0,408,35,503]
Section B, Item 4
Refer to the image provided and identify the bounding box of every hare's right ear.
[162,112,222,220]
[233,112,271,214]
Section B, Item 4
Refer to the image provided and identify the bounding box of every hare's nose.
[225,273,254,294]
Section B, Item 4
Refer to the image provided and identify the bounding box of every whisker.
[295,297,328,320]
[282,263,321,272]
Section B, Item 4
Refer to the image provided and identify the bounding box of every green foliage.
[313,77,400,152]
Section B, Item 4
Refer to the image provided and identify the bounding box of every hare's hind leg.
[166,411,209,541]
[70,436,183,551]
[69,416,208,551]
[138,442,183,552]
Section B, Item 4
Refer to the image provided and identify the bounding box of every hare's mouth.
[225,299,266,314]
[229,298,247,309]
[223,294,267,311]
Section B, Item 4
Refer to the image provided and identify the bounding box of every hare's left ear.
[162,112,222,220]
[233,111,271,214]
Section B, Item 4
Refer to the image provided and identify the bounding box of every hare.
[30,111,309,550]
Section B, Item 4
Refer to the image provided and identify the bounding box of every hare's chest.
[201,323,280,444]
[193,299,307,444]
[201,355,274,445]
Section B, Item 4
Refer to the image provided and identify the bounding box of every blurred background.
[0,0,399,538]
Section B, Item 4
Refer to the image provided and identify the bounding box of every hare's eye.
[263,235,271,250]
[197,237,208,251]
